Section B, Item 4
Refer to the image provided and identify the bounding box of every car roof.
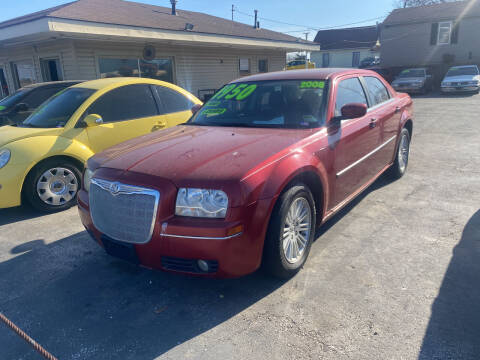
[21,80,83,90]
[450,65,478,69]
[71,77,172,90]
[231,68,378,83]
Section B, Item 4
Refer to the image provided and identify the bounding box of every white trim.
[0,18,50,42]
[162,232,243,240]
[46,19,319,51]
[336,135,397,177]
[437,21,452,45]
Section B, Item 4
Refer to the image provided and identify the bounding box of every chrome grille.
[89,178,159,244]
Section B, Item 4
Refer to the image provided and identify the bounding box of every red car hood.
[90,125,313,185]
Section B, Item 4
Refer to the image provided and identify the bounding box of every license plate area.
[101,236,139,264]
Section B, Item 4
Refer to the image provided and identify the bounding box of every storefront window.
[99,58,140,78]
[140,59,174,83]
[99,58,174,83]
[11,61,36,89]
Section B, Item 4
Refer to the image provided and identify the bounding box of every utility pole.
[232,4,234,21]
[304,32,309,69]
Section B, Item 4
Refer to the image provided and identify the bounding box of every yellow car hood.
[0,126,63,147]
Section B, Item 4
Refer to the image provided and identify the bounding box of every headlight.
[468,81,479,86]
[176,188,228,218]
[442,82,451,87]
[0,149,11,169]
[83,168,94,192]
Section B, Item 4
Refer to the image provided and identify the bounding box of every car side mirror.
[191,104,202,114]
[341,103,367,120]
[84,114,103,127]
[15,103,29,112]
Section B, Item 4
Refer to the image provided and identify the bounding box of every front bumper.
[393,85,424,93]
[441,86,479,93]
[0,163,27,208]
[78,189,273,278]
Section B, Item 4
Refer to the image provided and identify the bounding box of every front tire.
[24,159,82,212]
[263,184,316,279]
[389,127,411,180]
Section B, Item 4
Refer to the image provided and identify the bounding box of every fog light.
[197,260,209,272]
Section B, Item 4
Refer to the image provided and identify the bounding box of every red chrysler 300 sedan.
[78,69,413,278]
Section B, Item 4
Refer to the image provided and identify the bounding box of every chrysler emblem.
[109,182,121,195]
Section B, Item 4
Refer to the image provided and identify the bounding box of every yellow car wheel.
[24,159,82,212]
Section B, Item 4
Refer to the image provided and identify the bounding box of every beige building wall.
[381,17,480,68]
[0,39,287,99]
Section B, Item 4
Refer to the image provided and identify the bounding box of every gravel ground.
[0,92,479,360]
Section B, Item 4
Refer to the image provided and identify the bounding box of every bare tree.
[394,0,460,8]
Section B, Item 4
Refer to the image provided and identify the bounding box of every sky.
[0,0,396,40]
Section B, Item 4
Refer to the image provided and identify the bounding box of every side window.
[22,87,63,109]
[154,86,194,114]
[364,76,390,107]
[335,77,368,117]
[87,84,158,123]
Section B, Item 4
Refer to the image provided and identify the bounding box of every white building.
[310,26,380,69]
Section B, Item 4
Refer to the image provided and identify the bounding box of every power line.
[234,7,387,31]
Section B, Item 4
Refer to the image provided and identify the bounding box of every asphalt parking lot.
[1,92,479,360]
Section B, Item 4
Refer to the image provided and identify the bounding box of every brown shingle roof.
[0,0,310,44]
[384,0,480,26]
[313,26,379,50]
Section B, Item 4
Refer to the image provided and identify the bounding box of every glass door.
[0,67,9,99]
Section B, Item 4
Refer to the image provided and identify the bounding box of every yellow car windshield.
[23,88,95,128]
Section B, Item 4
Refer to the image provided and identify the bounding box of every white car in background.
[441,65,480,94]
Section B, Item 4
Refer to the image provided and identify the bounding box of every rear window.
[364,77,390,107]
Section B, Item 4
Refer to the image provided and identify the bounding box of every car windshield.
[446,67,479,77]
[398,69,425,78]
[0,89,28,109]
[23,88,95,128]
[188,80,328,129]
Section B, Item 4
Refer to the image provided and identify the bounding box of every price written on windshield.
[211,84,258,101]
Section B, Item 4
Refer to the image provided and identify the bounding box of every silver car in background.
[392,68,434,94]
[441,65,480,94]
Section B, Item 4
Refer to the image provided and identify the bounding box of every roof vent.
[170,0,177,15]
[185,23,194,31]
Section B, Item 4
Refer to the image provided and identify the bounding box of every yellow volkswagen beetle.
[0,78,201,212]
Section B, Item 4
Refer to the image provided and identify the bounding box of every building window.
[322,53,330,67]
[239,58,251,75]
[40,58,63,81]
[352,52,360,67]
[258,59,268,73]
[438,21,452,45]
[98,57,175,83]
[0,67,9,98]
[11,60,36,89]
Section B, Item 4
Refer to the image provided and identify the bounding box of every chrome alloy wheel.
[36,167,79,206]
[398,132,410,173]
[282,197,312,264]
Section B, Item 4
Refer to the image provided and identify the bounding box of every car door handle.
[395,106,401,114]
[151,121,167,132]
[369,118,378,129]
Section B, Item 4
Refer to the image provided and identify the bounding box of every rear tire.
[24,159,82,213]
[389,127,410,180]
[263,184,316,279]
